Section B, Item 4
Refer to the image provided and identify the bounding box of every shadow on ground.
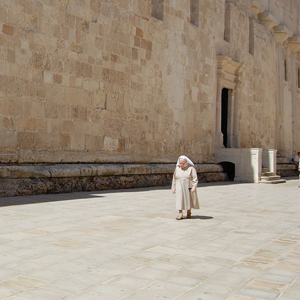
[3,177,296,208]
[192,215,214,220]
[0,182,239,207]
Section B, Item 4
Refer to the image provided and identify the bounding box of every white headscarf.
[176,155,194,166]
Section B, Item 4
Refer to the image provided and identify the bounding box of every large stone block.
[0,131,17,148]
[46,164,81,177]
[2,24,14,36]
[0,166,50,179]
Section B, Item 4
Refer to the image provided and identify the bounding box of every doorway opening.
[218,161,235,181]
[221,88,229,148]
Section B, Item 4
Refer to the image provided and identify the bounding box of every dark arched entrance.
[218,161,235,181]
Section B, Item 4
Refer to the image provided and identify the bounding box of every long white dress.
[172,165,200,210]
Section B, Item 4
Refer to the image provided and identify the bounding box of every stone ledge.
[0,163,226,197]
[277,164,298,177]
[0,163,224,179]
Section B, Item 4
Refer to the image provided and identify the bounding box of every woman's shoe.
[176,214,183,220]
[187,212,192,219]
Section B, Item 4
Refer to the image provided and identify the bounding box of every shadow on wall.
[218,161,235,181]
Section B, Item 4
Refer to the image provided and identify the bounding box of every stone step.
[260,175,281,181]
[259,179,286,184]
[260,169,286,183]
[261,172,275,176]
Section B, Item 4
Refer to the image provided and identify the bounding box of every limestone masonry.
[0,0,299,195]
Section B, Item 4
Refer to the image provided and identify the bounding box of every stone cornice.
[217,56,245,89]
[258,11,278,30]
[273,24,293,43]
[288,35,300,53]
[258,9,300,47]
[250,0,264,16]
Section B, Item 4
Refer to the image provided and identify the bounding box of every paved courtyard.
[0,178,300,300]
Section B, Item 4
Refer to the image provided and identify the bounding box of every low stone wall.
[0,163,226,197]
[277,164,299,177]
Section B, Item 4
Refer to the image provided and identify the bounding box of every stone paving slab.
[0,178,300,300]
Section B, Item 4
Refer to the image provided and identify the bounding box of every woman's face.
[179,159,187,169]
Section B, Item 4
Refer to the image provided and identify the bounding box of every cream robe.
[172,165,200,210]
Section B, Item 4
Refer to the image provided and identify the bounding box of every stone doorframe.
[215,55,245,149]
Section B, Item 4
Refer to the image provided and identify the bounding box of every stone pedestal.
[262,149,277,174]
[215,148,263,183]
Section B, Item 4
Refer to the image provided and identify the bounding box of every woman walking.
[172,155,200,220]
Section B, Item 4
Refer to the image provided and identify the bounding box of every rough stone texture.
[0,1,299,196]
[0,0,299,166]
[0,163,226,197]
[277,164,299,177]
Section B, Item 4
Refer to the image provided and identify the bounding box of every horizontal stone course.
[0,163,223,179]
[0,163,226,197]
[277,164,298,177]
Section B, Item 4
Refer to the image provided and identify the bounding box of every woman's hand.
[172,190,176,194]
[190,189,195,193]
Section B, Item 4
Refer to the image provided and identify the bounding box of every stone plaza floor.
[0,178,300,300]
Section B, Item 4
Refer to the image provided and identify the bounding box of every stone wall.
[0,0,298,164]
[0,1,299,195]
[0,0,218,164]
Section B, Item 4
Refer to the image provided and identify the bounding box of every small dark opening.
[190,0,199,26]
[151,0,164,21]
[224,0,230,42]
[219,161,235,181]
[284,59,287,81]
[249,18,254,55]
[221,88,229,148]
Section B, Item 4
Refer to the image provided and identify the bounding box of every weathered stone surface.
[195,164,224,173]
[0,166,51,179]
[0,0,298,166]
[0,1,299,196]
[149,164,174,174]
[0,163,226,197]
[277,164,298,177]
[46,165,81,178]
[198,172,228,183]
[0,163,224,179]
[0,179,47,198]
[91,164,124,176]
[17,180,48,196]
[123,164,152,175]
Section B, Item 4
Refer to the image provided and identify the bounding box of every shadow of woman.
[190,215,213,220]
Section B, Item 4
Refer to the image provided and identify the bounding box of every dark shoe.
[187,210,192,219]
